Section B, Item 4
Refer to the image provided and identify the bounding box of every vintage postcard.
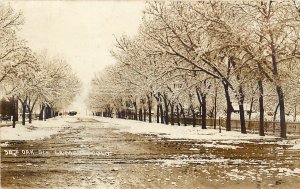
[1,0,300,188]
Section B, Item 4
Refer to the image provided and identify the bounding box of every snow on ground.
[255,139,300,147]
[94,117,278,142]
[289,142,300,150]
[0,117,73,141]
[147,157,300,180]
[199,143,242,150]
[147,157,230,166]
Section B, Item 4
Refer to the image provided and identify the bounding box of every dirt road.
[1,118,300,189]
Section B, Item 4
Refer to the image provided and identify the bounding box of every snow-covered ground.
[95,117,278,141]
[0,117,75,141]
[2,116,300,150]
[95,117,300,150]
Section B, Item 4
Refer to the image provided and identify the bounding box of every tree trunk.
[160,104,164,124]
[12,96,16,128]
[143,108,146,122]
[133,102,137,120]
[22,102,26,126]
[196,89,206,129]
[163,95,169,125]
[46,106,51,119]
[276,85,286,138]
[223,82,233,131]
[148,106,152,123]
[214,88,217,129]
[176,105,180,126]
[273,103,280,122]
[191,108,196,127]
[147,95,152,123]
[201,94,207,129]
[258,79,265,136]
[28,110,32,124]
[51,108,54,118]
[139,108,142,121]
[248,97,254,120]
[238,87,246,134]
[170,103,174,126]
[39,104,44,120]
[156,104,160,123]
[273,103,280,134]
[270,34,286,138]
[294,105,297,122]
[179,103,186,126]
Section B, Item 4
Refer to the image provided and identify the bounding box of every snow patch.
[147,157,230,166]
[0,142,10,147]
[201,143,242,150]
[0,117,71,141]
[289,142,300,150]
[96,117,277,142]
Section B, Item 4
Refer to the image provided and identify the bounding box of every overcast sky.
[7,0,145,115]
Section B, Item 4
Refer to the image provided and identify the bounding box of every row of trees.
[0,4,81,126]
[88,1,300,138]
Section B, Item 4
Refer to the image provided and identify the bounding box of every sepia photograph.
[1,0,300,188]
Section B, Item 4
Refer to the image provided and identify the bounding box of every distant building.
[0,97,18,118]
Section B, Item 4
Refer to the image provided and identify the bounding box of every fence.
[97,112,300,136]
[183,117,300,136]
[0,115,12,124]
[0,114,40,124]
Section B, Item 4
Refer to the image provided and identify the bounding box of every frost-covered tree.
[0,4,36,94]
[36,53,81,120]
[233,1,300,138]
[89,1,300,138]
